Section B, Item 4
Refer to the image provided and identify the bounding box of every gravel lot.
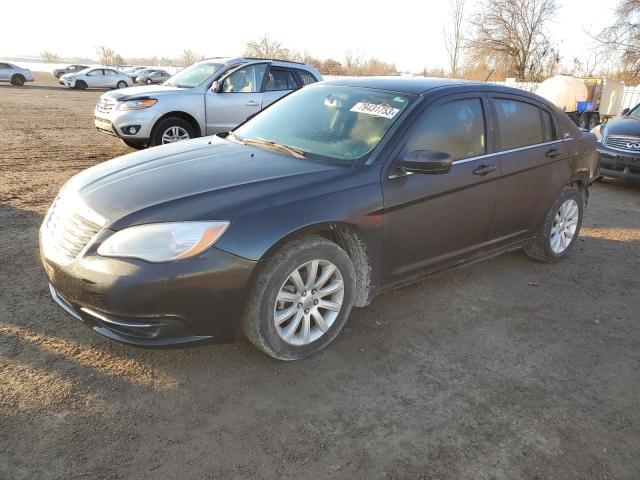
[1,74,639,480]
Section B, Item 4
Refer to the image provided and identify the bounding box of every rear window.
[296,69,319,86]
[494,98,544,150]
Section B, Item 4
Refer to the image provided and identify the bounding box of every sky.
[1,0,622,72]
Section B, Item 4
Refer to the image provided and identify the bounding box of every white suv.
[93,57,322,149]
[60,67,132,90]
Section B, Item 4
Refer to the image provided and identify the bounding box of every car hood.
[603,116,640,138]
[101,84,190,101]
[62,136,348,229]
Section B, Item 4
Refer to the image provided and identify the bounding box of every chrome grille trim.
[605,135,640,153]
[41,194,104,267]
[96,97,115,115]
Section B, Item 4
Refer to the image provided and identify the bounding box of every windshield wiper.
[241,137,305,159]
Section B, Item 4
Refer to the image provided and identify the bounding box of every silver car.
[0,62,34,86]
[59,67,132,90]
[93,57,322,149]
[135,70,171,85]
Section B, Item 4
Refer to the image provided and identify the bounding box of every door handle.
[473,164,497,176]
[545,148,560,158]
[244,100,259,107]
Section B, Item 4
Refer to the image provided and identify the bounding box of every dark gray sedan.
[134,70,170,85]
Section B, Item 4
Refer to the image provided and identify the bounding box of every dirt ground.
[1,73,639,480]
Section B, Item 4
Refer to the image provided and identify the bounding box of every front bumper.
[94,104,159,144]
[40,236,257,347]
[597,144,640,182]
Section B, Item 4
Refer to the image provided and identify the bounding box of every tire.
[577,113,588,129]
[116,80,128,89]
[122,139,146,150]
[74,80,87,90]
[151,117,196,146]
[588,113,600,130]
[524,186,584,263]
[10,74,25,86]
[146,79,152,85]
[242,235,356,360]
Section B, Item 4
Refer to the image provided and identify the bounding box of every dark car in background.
[592,103,640,182]
[53,64,90,79]
[40,77,598,360]
[134,69,171,85]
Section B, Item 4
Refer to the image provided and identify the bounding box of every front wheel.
[146,78,153,85]
[10,74,25,86]
[588,113,600,130]
[577,113,588,129]
[524,186,584,263]
[151,117,196,146]
[242,235,356,360]
[74,80,87,90]
[116,80,128,89]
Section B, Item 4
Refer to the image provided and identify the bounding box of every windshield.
[164,62,223,88]
[628,104,640,120]
[233,85,414,163]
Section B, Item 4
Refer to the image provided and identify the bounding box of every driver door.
[204,63,268,134]
[381,93,499,284]
[84,69,103,87]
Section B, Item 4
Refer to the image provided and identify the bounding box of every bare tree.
[244,35,290,59]
[572,51,600,77]
[96,46,124,66]
[40,50,60,63]
[467,0,558,81]
[178,49,204,66]
[443,0,466,77]
[596,0,640,76]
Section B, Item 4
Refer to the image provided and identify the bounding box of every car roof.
[318,76,486,95]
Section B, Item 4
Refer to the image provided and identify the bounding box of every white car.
[0,62,34,86]
[59,67,132,90]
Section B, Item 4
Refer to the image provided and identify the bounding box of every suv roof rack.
[242,57,307,65]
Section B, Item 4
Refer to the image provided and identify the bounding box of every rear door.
[0,63,12,81]
[487,94,567,246]
[262,66,299,107]
[204,62,268,134]
[381,93,499,284]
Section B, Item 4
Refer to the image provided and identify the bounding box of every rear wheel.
[74,80,87,90]
[151,117,196,146]
[10,74,25,86]
[524,186,584,263]
[116,80,128,89]
[242,235,356,360]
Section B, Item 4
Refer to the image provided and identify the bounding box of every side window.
[265,68,297,91]
[406,98,486,161]
[494,99,544,150]
[222,64,267,93]
[104,69,116,76]
[86,69,100,76]
[296,69,319,86]
[541,109,556,142]
[0,63,10,69]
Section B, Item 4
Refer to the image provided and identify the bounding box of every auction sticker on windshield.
[350,102,399,119]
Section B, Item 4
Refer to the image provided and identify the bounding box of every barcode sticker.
[350,102,399,119]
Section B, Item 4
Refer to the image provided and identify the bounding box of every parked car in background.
[93,57,322,149]
[0,62,34,86]
[53,64,90,79]
[129,68,160,83]
[42,78,598,359]
[59,67,132,90]
[135,70,170,85]
[592,103,640,182]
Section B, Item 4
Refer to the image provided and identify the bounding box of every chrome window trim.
[389,139,564,178]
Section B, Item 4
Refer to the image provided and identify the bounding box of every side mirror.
[402,150,452,174]
[211,80,220,93]
[622,107,630,116]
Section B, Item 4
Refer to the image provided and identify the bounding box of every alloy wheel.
[274,259,344,346]
[550,198,579,254]
[161,126,190,144]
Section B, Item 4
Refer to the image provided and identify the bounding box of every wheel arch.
[253,221,374,308]
[152,111,202,138]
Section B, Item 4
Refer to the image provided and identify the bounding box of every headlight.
[591,125,602,142]
[120,98,158,111]
[97,221,229,262]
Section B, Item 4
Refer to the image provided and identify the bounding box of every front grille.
[96,97,115,115]
[605,136,640,153]
[41,194,104,266]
